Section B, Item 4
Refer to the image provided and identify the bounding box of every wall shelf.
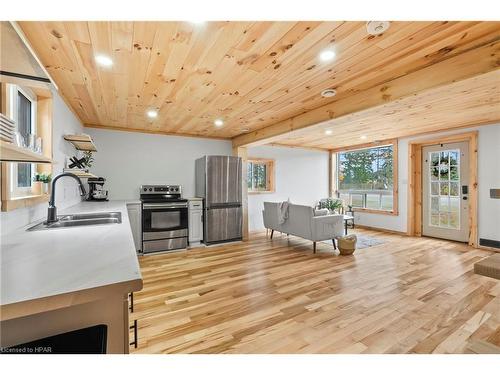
[0,141,52,163]
[64,134,97,152]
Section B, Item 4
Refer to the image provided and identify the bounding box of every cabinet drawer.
[188,200,203,209]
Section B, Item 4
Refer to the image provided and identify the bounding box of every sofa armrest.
[311,214,344,240]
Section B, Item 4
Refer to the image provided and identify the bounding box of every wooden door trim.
[407,131,478,247]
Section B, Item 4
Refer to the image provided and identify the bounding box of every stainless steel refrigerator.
[195,155,242,244]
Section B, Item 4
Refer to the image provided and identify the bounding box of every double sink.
[28,212,122,231]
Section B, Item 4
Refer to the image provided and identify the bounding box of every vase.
[42,183,49,195]
[32,181,42,195]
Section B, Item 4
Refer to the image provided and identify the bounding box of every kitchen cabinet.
[127,203,142,253]
[188,199,203,246]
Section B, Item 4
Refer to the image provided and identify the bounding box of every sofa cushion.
[314,208,329,216]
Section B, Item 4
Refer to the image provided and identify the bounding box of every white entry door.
[422,141,469,242]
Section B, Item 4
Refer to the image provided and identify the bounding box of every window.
[336,142,397,213]
[247,159,275,193]
[17,91,33,188]
[8,84,37,197]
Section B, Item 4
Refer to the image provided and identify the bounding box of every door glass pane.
[431,167,439,181]
[450,166,459,181]
[439,196,449,212]
[431,152,439,167]
[449,212,459,229]
[439,166,449,180]
[431,214,439,226]
[431,182,439,195]
[431,197,439,213]
[450,182,459,196]
[440,151,449,165]
[439,212,449,226]
[449,151,459,165]
[449,197,460,212]
[440,182,449,195]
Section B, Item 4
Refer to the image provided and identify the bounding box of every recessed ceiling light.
[319,49,336,62]
[146,110,158,118]
[366,21,391,36]
[95,55,113,67]
[325,129,333,135]
[190,20,206,25]
[214,118,224,127]
[321,89,337,98]
[241,128,250,133]
[360,135,368,140]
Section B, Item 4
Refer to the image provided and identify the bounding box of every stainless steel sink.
[27,212,122,231]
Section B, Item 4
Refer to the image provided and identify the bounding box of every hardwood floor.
[130,229,500,354]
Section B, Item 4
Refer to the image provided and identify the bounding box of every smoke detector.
[366,21,390,36]
[321,88,337,98]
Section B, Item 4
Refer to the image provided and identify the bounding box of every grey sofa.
[262,202,344,253]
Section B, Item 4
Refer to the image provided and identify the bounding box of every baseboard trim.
[479,238,500,249]
[354,224,407,236]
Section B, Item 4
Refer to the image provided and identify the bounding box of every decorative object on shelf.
[63,155,97,178]
[82,151,94,169]
[67,155,87,169]
[34,173,52,194]
[0,114,16,143]
[338,234,357,255]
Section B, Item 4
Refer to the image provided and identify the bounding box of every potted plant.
[82,151,94,170]
[325,198,343,214]
[34,173,52,194]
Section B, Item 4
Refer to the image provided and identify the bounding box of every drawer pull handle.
[130,319,138,348]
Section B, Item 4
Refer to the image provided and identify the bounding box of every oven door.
[142,203,188,240]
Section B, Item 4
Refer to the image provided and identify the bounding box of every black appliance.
[87,177,109,201]
[140,184,188,254]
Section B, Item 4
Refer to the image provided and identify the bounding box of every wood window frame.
[330,139,399,216]
[407,131,478,247]
[0,82,53,211]
[247,158,275,194]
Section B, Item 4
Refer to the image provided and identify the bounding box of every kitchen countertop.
[0,201,143,320]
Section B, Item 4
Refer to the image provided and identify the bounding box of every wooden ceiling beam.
[231,38,500,148]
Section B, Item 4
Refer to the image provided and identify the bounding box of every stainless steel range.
[140,185,188,254]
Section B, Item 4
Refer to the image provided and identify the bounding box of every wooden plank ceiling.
[275,69,500,150]
[18,21,500,142]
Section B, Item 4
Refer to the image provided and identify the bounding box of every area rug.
[322,235,385,249]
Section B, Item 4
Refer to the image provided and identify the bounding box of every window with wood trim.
[1,82,53,211]
[335,142,398,214]
[9,84,37,197]
[247,158,275,193]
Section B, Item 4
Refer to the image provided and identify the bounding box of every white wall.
[84,128,232,200]
[353,123,500,242]
[247,145,329,231]
[1,91,85,234]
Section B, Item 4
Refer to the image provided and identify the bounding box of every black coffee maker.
[87,177,109,201]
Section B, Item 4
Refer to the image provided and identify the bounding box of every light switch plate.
[490,189,500,199]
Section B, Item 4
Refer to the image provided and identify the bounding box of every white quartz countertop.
[0,201,143,313]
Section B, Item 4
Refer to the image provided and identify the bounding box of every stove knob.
[143,187,147,191]
[175,187,179,192]
[149,188,152,192]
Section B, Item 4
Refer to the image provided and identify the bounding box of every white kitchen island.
[0,201,143,353]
